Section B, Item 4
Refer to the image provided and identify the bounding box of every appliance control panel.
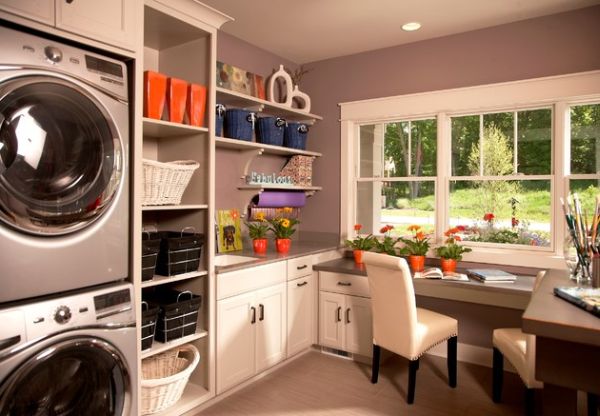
[0,283,134,352]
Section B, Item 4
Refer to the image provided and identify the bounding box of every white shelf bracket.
[240,149,264,178]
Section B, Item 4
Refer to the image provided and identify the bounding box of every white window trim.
[340,70,600,269]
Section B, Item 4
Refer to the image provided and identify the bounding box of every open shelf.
[216,87,323,122]
[141,329,208,359]
[142,204,209,212]
[141,270,208,289]
[215,137,321,157]
[144,4,210,51]
[238,184,322,192]
[150,382,210,416]
[143,118,209,138]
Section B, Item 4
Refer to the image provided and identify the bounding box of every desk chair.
[492,271,545,415]
[363,252,458,404]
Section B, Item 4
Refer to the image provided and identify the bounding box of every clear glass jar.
[563,236,591,284]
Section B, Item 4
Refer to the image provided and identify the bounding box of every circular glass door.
[0,75,123,235]
[0,337,131,415]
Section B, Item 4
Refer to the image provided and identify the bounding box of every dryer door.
[0,75,123,235]
[0,337,132,415]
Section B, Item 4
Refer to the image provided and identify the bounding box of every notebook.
[554,286,600,318]
[467,269,517,282]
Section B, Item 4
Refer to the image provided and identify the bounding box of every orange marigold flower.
[283,207,293,214]
[415,231,425,241]
[407,224,421,232]
[379,226,388,234]
[454,235,462,242]
[483,213,495,222]
[456,225,466,231]
[444,229,452,237]
[354,224,362,231]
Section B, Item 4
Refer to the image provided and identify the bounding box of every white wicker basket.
[142,159,200,206]
[141,344,201,415]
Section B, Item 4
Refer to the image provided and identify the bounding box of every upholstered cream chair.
[492,270,545,415]
[363,252,458,404]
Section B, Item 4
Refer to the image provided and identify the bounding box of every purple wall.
[301,5,600,234]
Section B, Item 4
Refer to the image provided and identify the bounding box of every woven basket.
[141,344,200,415]
[142,159,199,206]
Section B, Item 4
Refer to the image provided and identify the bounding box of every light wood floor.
[198,351,536,416]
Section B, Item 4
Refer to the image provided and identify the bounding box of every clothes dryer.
[0,25,129,302]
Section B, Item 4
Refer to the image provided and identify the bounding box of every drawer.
[217,261,286,300]
[287,255,313,280]
[319,272,369,298]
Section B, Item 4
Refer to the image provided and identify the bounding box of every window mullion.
[514,111,518,174]
[407,121,412,176]
[554,102,569,256]
[479,114,484,176]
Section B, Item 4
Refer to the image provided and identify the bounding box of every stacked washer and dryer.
[0,25,136,415]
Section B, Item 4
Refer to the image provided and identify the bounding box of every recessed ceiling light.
[402,22,422,32]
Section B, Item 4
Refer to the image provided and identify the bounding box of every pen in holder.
[592,255,600,288]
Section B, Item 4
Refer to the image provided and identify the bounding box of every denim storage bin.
[284,122,309,150]
[215,104,225,136]
[225,109,255,141]
[256,117,285,146]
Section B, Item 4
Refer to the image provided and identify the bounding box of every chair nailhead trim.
[409,333,457,361]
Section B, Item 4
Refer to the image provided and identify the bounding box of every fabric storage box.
[142,233,161,281]
[147,290,202,343]
[256,117,285,146]
[224,109,255,141]
[215,104,225,136]
[155,230,204,276]
[279,155,315,186]
[141,301,160,351]
[284,122,309,149]
[142,159,199,206]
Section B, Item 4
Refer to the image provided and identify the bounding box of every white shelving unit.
[215,136,321,157]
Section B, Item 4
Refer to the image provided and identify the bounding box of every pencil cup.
[592,255,600,288]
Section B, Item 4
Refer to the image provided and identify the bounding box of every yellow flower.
[407,224,421,232]
[255,212,266,222]
[283,207,293,214]
[281,218,291,228]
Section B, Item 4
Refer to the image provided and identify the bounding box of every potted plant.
[268,214,299,254]
[373,224,400,256]
[435,226,472,272]
[399,225,430,272]
[345,224,375,264]
[245,212,269,254]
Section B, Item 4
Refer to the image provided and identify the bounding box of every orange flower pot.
[409,255,425,272]
[353,249,364,264]
[167,77,188,124]
[276,238,291,254]
[187,83,207,127]
[143,71,167,120]
[252,238,267,254]
[440,258,457,273]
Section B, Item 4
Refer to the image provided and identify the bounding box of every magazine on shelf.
[554,286,600,318]
[467,269,517,282]
[413,268,469,281]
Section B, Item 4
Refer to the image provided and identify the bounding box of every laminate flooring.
[197,351,542,416]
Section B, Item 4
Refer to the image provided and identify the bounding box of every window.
[357,119,436,236]
[449,109,552,247]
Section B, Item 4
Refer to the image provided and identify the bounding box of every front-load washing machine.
[0,25,129,303]
[0,283,137,415]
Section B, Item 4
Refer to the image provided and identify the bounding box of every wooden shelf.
[141,271,208,288]
[238,184,322,192]
[141,329,208,359]
[149,382,210,416]
[216,87,323,122]
[215,137,321,157]
[143,118,209,138]
[142,204,209,212]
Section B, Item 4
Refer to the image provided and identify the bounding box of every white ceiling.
[202,0,600,64]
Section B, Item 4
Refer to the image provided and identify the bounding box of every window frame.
[340,70,600,269]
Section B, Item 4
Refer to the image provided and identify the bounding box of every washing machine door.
[0,337,131,415]
[0,75,123,235]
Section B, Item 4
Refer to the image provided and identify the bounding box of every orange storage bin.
[186,84,207,127]
[167,77,188,124]
[143,71,167,120]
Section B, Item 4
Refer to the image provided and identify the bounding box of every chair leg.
[588,393,598,416]
[525,388,535,416]
[447,336,457,388]
[371,344,381,384]
[407,359,419,404]
[492,347,504,403]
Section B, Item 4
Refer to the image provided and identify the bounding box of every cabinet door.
[319,291,345,350]
[0,0,54,25]
[55,0,135,50]
[345,296,373,357]
[216,292,256,394]
[255,283,286,373]
[287,275,314,357]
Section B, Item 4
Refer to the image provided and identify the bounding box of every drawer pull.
[296,265,308,270]
[346,308,351,324]
[337,281,352,286]
[250,306,256,324]
[336,306,342,322]
[259,304,264,321]
[296,281,308,287]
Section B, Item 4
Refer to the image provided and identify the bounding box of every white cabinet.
[0,0,135,51]
[255,283,287,373]
[318,272,372,357]
[287,274,314,357]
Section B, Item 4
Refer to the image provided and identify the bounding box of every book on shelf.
[554,286,600,318]
[413,268,469,281]
[467,269,517,282]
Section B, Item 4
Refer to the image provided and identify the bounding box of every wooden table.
[522,269,600,415]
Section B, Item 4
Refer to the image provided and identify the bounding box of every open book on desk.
[554,286,600,318]
[413,267,469,281]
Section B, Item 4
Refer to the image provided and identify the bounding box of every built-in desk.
[314,258,535,310]
[522,269,600,415]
